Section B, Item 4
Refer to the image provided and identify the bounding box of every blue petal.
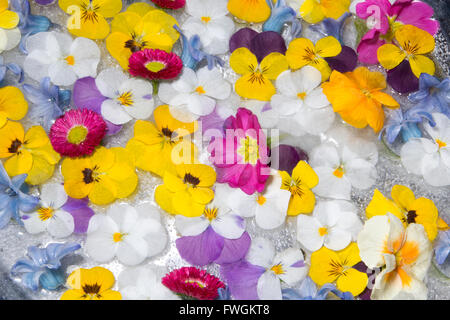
[39,268,65,290]
[297,277,317,299]
[45,242,81,269]
[18,192,39,213]
[316,283,338,300]
[309,12,351,44]
[11,173,27,190]
[385,123,403,144]
[281,288,305,300]
[419,73,440,91]
[263,0,297,34]
[22,269,45,291]
[11,258,40,274]
[6,63,24,83]
[0,207,12,229]
[401,122,422,143]
[27,246,49,267]
[0,162,12,186]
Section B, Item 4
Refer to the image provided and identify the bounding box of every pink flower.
[208,108,270,195]
[162,267,225,300]
[356,0,439,64]
[128,49,183,81]
[150,0,185,9]
[50,109,106,157]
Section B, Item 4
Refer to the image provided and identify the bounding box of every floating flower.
[151,0,185,9]
[408,74,450,118]
[61,267,122,300]
[435,231,450,265]
[11,242,81,291]
[61,146,138,205]
[162,266,225,300]
[322,67,400,132]
[263,0,300,36]
[270,144,309,175]
[24,31,100,86]
[0,0,20,54]
[0,85,28,128]
[357,213,432,300]
[0,121,60,185]
[50,109,106,158]
[227,0,271,23]
[282,276,353,300]
[298,0,350,24]
[128,48,183,81]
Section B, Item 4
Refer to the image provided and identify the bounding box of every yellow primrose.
[280,161,318,216]
[59,0,122,39]
[106,3,179,69]
[299,0,350,24]
[286,36,342,81]
[0,0,19,29]
[155,164,216,217]
[366,185,448,241]
[309,243,368,296]
[126,105,198,178]
[227,0,271,23]
[0,121,60,185]
[230,48,288,101]
[61,267,121,300]
[377,24,435,78]
[0,86,28,129]
[61,146,138,205]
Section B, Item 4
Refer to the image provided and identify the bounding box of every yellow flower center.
[201,16,211,23]
[38,207,54,221]
[185,279,205,288]
[270,264,284,275]
[65,55,75,66]
[303,46,318,63]
[145,61,166,73]
[80,1,100,23]
[436,139,447,149]
[256,195,266,206]
[8,138,22,154]
[67,125,88,145]
[195,86,206,95]
[297,92,307,100]
[113,232,124,242]
[237,136,259,165]
[117,91,134,107]
[333,165,345,178]
[204,207,218,221]
[318,227,328,236]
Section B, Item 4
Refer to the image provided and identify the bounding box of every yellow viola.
[299,0,350,24]
[227,0,271,23]
[155,164,216,217]
[0,86,28,129]
[106,2,179,69]
[59,0,122,39]
[280,161,318,216]
[61,267,121,300]
[286,36,342,81]
[230,47,288,101]
[309,243,368,296]
[126,105,198,178]
[377,24,435,78]
[0,121,60,185]
[366,185,448,241]
[0,0,19,29]
[61,146,138,205]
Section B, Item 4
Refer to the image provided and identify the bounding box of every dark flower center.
[406,210,418,224]
[82,283,101,295]
[8,139,22,154]
[125,33,148,53]
[184,173,200,187]
[82,168,95,184]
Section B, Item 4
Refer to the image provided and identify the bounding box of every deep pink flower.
[49,109,106,158]
[150,0,185,9]
[162,267,225,300]
[128,49,183,81]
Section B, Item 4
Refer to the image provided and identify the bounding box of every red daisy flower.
[150,0,185,10]
[49,109,106,158]
[128,49,183,81]
[162,267,225,300]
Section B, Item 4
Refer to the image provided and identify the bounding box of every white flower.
[24,31,100,86]
[118,265,179,300]
[297,200,362,252]
[159,66,231,120]
[401,113,450,187]
[271,67,335,136]
[182,0,235,55]
[22,183,74,238]
[246,238,308,300]
[95,68,154,125]
[85,203,168,266]
[0,27,20,54]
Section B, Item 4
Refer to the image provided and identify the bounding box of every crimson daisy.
[150,0,185,10]
[128,49,183,81]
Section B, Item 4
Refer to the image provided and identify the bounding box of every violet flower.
[386,60,420,94]
[263,0,302,39]
[270,144,308,175]
[408,74,450,118]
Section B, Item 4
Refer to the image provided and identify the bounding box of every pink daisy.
[128,49,183,81]
[150,0,185,10]
[162,267,225,300]
[50,109,106,158]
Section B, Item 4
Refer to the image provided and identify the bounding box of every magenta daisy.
[49,109,107,158]
[162,267,225,300]
[128,49,183,81]
[150,0,185,10]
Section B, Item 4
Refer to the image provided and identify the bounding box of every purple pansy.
[61,197,95,234]
[386,60,420,94]
[270,144,308,175]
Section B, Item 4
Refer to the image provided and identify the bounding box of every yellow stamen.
[204,207,218,221]
[201,16,211,23]
[67,125,88,145]
[113,232,124,242]
[237,136,260,165]
[65,55,75,66]
[195,86,206,95]
[145,61,166,73]
[436,139,447,149]
[38,207,54,221]
[270,264,284,275]
[318,227,328,236]
[117,91,134,107]
[297,92,306,100]
[257,195,266,206]
[333,165,345,178]
[185,279,205,288]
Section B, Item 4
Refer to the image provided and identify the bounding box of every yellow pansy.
[106,3,179,69]
[280,161,318,216]
[126,105,198,178]
[377,24,435,78]
[366,185,447,241]
[0,122,60,185]
[0,86,28,129]
[230,47,288,101]
[299,0,350,24]
[61,146,138,205]
[286,36,342,81]
[155,164,216,217]
[227,0,271,23]
[309,243,368,296]
[61,267,121,300]
[0,0,19,29]
[59,0,122,39]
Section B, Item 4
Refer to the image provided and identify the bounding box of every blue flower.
[309,12,351,44]
[217,286,232,300]
[0,56,23,85]
[0,162,39,229]
[409,74,450,118]
[11,242,81,291]
[22,77,71,131]
[435,231,450,265]
[263,0,302,39]
[282,277,353,300]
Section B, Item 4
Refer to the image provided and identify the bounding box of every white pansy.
[0,27,20,54]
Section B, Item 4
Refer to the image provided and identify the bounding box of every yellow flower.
[377,24,435,78]
[61,146,138,205]
[126,105,198,178]
[366,185,448,241]
[299,0,350,24]
[59,0,122,39]
[106,3,179,69]
[61,267,121,300]
[286,36,341,81]
[227,0,271,23]
[309,243,368,296]
[230,48,288,101]
[0,0,19,29]
[0,122,60,185]
[0,86,28,129]
[280,161,318,216]
[155,164,216,217]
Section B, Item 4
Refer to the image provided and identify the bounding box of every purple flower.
[386,60,419,94]
[270,144,308,175]
[409,74,450,118]
[62,197,95,234]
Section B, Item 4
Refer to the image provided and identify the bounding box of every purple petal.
[34,0,56,4]
[250,31,287,62]
[270,144,308,175]
[73,77,106,114]
[387,60,419,94]
[325,46,357,73]
[220,260,266,300]
[199,107,226,138]
[215,232,251,265]
[61,197,94,234]
[229,28,259,53]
